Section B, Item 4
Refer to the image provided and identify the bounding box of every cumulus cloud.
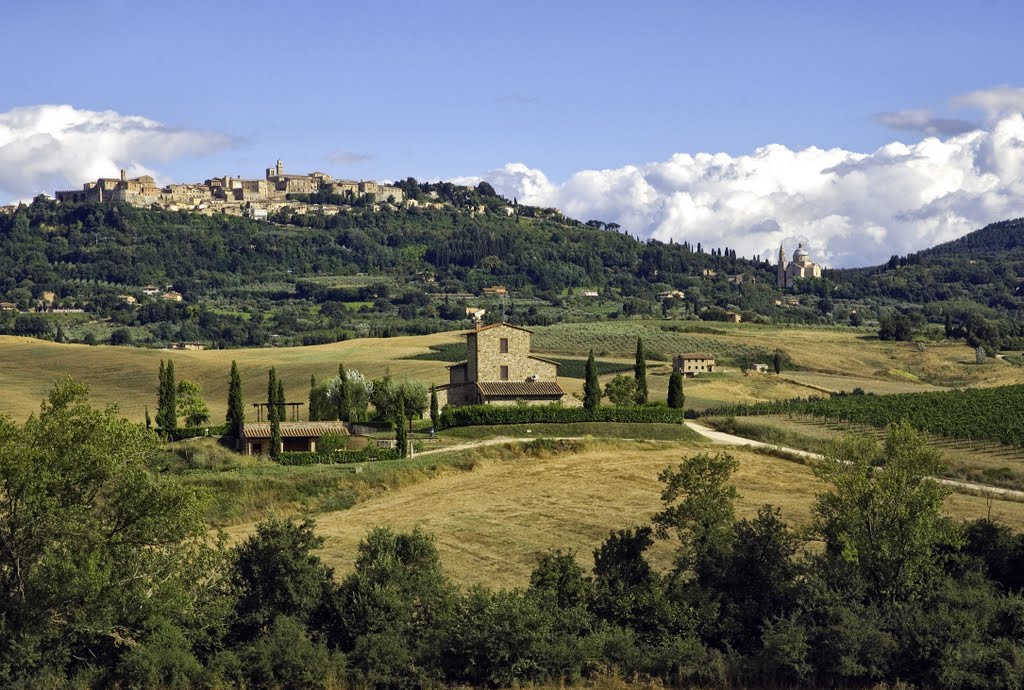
[955,85,1024,118]
[465,90,1024,268]
[0,104,233,202]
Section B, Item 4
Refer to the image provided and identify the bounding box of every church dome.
[793,243,809,262]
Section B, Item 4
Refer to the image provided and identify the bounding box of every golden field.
[3,321,1019,423]
[223,439,1024,589]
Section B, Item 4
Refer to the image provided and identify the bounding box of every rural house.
[440,323,570,407]
[240,421,349,456]
[673,352,716,378]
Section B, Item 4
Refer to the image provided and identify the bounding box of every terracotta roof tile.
[476,381,564,397]
[242,421,349,439]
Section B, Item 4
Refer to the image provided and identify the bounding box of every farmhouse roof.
[446,361,468,369]
[528,354,561,366]
[242,421,349,439]
[677,352,715,360]
[476,381,564,397]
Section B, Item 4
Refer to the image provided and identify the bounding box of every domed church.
[777,243,822,289]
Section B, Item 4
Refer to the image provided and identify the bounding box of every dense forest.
[5,383,1024,689]
[0,193,1021,349]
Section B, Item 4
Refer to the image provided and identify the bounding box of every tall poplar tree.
[634,337,648,405]
[226,360,244,440]
[583,349,601,411]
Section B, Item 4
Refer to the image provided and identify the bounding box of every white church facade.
[777,243,822,289]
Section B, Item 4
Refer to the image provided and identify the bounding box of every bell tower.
[777,244,787,289]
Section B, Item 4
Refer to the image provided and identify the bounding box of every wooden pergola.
[252,401,304,422]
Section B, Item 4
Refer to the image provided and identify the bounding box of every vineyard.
[709,384,1024,448]
[530,322,781,364]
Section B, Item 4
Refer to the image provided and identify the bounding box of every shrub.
[277,445,399,465]
[437,404,687,430]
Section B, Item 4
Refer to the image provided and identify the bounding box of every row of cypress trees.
[583,337,686,410]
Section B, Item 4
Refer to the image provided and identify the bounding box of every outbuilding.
[241,421,349,456]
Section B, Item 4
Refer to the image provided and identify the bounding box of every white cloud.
[467,92,1024,268]
[954,86,1024,118]
[0,104,233,202]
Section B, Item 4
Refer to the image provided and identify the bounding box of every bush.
[278,445,399,465]
[437,404,687,430]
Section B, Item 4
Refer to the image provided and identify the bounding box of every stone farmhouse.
[673,352,716,378]
[55,159,404,213]
[440,323,573,407]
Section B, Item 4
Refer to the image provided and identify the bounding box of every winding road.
[684,421,1024,501]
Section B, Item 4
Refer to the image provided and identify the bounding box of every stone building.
[56,160,402,210]
[673,352,716,378]
[440,323,569,407]
[240,421,349,456]
[777,243,822,289]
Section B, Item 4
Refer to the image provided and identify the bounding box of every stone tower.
[777,244,787,289]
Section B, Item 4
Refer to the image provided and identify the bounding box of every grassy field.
[220,438,1024,589]
[2,320,1019,423]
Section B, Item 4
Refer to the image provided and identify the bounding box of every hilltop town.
[53,160,472,219]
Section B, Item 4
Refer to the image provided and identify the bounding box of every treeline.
[707,384,1024,448]
[5,383,1024,688]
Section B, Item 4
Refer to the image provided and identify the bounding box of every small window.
[499,337,509,353]
[500,366,509,380]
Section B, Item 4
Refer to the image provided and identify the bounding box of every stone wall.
[472,325,556,382]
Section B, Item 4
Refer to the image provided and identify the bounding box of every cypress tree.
[337,363,349,421]
[226,360,244,440]
[634,337,648,404]
[157,360,166,431]
[583,349,601,411]
[667,370,685,409]
[395,397,408,458]
[430,385,439,430]
[144,406,152,430]
[157,359,178,433]
[268,368,281,459]
[308,374,317,421]
[772,351,782,375]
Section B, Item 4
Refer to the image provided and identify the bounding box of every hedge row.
[161,424,227,441]
[437,404,688,429]
[277,446,400,465]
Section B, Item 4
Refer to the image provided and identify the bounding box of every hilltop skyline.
[2,0,1024,266]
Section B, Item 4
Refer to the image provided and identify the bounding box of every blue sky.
[2,0,1024,265]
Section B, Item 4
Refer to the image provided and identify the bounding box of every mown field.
[2,320,1018,423]
[220,438,1024,589]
